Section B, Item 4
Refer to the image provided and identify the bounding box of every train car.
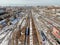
[0,19,7,27]
[41,31,47,41]
[11,18,18,25]
[25,27,30,36]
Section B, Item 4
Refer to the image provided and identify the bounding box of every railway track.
[0,8,60,45]
[32,9,60,45]
[32,17,39,45]
[39,16,60,45]
[24,11,41,45]
[33,11,60,45]
[0,15,27,45]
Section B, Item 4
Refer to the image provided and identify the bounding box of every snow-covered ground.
[32,11,59,45]
[30,19,33,45]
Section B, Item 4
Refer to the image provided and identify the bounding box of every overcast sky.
[0,0,60,6]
